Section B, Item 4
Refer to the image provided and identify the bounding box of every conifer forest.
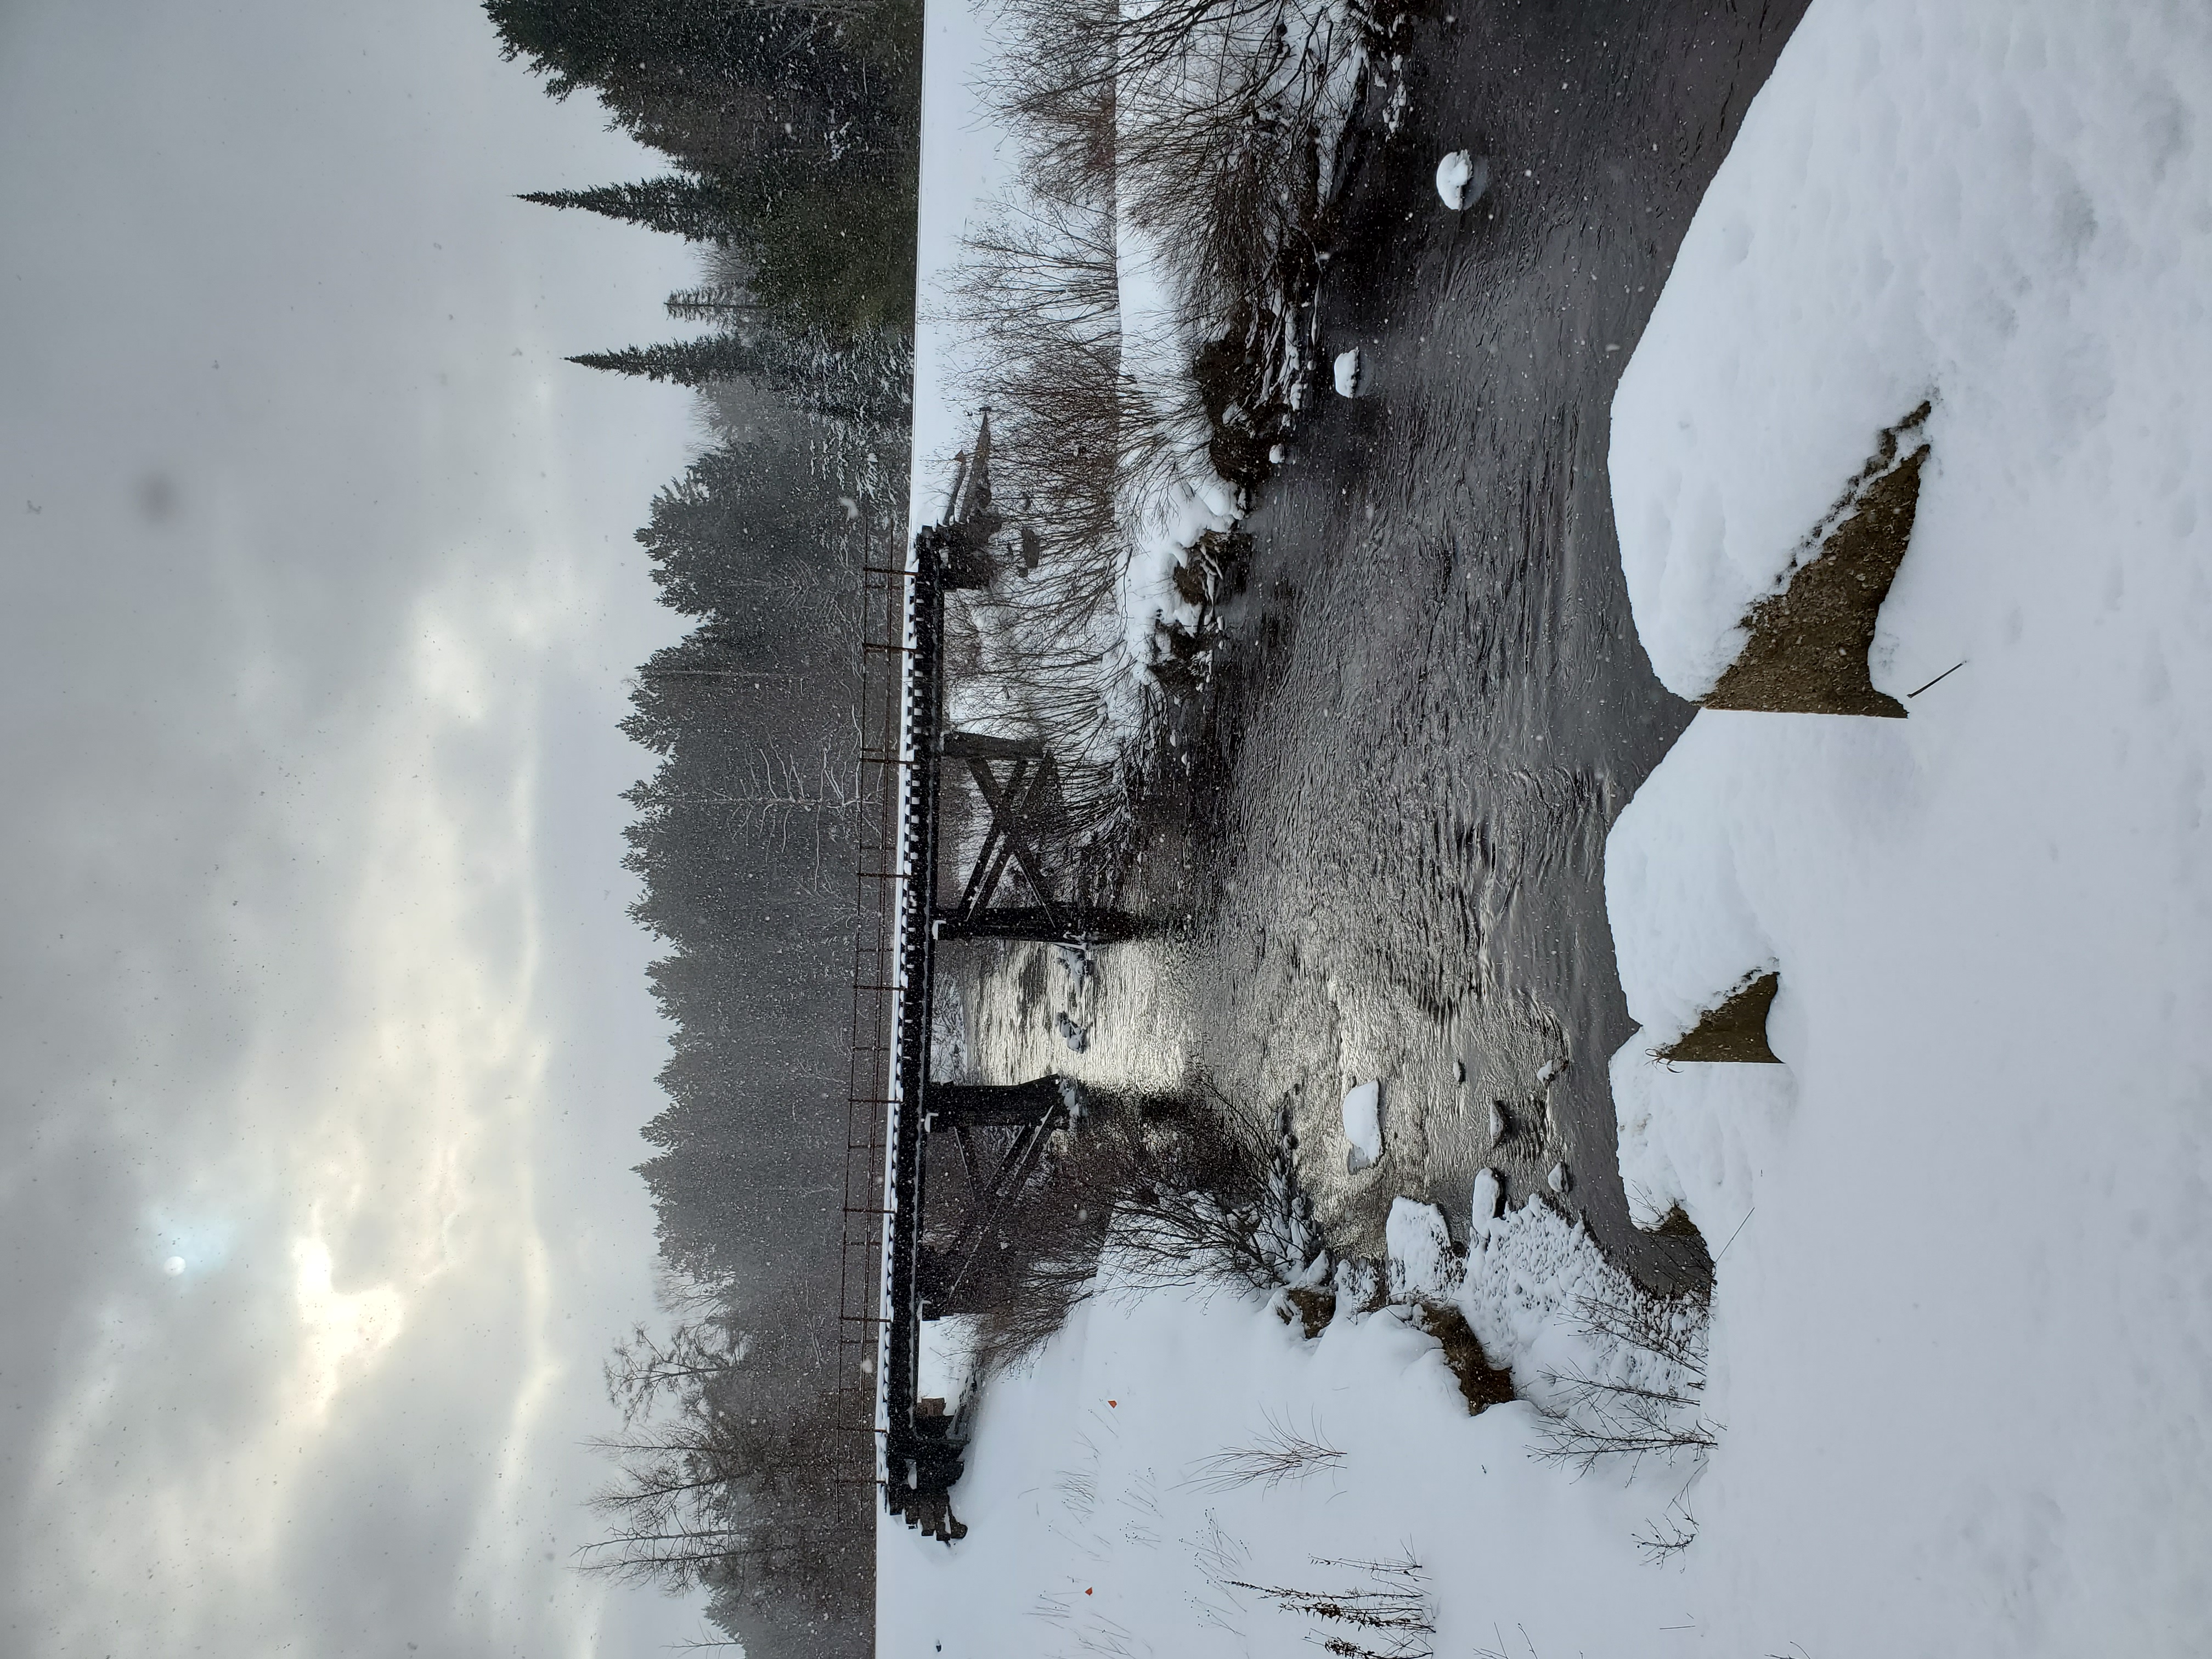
[493,2,922,1651]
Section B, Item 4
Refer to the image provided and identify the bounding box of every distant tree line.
[489,1,921,1653]
[607,416,891,1659]
[493,0,921,339]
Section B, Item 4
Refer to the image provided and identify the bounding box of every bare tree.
[604,1318,748,1431]
[955,1092,1331,1375]
[578,1360,868,1644]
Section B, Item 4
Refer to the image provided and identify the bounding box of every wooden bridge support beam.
[930,1076,1075,1127]
[932,906,1145,945]
[917,1072,1079,1321]
[933,728,1144,945]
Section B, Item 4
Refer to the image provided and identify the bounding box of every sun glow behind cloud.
[19,539,623,1658]
[0,1,715,1649]
[290,1233,408,1417]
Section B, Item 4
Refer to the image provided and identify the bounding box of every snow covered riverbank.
[1601,0,2212,1646]
[886,0,2212,1650]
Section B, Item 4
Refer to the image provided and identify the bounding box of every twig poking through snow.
[1181,1409,1347,1493]
[1530,1285,1718,1477]
[1227,1550,1437,1659]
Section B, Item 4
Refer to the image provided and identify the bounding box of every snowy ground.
[886,0,2212,1651]
[1601,0,2212,1646]
[881,1205,1699,1659]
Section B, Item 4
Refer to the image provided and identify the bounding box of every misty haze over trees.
[490,0,920,1651]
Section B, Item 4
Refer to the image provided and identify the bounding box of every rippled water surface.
[946,0,1808,1293]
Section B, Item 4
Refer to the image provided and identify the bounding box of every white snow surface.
[916,1314,979,1408]
[1338,1079,1381,1169]
[888,0,2212,1652]
[1611,0,2212,707]
[881,1210,1686,1659]
[1110,205,1245,680]
[1600,0,2212,1648]
[906,0,1014,541]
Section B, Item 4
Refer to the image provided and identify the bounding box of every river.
[945,0,1808,1295]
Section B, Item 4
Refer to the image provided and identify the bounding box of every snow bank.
[1110,207,1244,684]
[1610,1,2212,704]
[1108,0,1377,694]
[1457,1176,1650,1402]
[1604,0,2212,1648]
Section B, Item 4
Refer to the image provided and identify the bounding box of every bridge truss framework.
[836,428,1130,1547]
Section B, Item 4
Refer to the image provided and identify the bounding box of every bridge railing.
[834,548,914,1509]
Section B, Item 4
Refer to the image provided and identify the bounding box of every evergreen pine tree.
[520,176,740,242]
[667,285,760,321]
[570,335,778,387]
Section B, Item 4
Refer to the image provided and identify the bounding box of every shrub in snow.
[1435,148,1488,209]
[949,1094,1335,1374]
[946,0,1408,816]
[1182,1409,1346,1493]
[1332,347,1364,398]
[1225,1554,1436,1654]
[1528,1280,1717,1478]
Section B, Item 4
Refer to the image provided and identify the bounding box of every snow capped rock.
[1470,1166,1505,1224]
[1332,347,1364,398]
[1435,148,1487,210]
[1341,1080,1383,1172]
[1386,1196,1462,1301]
[1332,1255,1383,1312]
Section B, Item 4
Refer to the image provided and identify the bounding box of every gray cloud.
[0,1,728,1654]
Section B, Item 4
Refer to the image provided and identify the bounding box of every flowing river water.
[943,0,1808,1294]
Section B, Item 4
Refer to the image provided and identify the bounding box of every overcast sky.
[0,1,732,1654]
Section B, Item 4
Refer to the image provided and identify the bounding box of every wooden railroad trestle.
[840,415,1142,1545]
